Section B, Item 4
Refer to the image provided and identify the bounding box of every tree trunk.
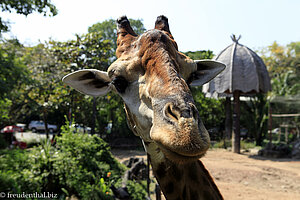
[268,105,273,149]
[285,126,288,144]
[91,97,96,135]
[69,91,74,126]
[225,97,232,139]
[278,127,282,142]
[232,91,240,153]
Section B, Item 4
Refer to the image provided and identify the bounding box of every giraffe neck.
[143,142,223,200]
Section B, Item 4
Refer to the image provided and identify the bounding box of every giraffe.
[63,15,225,200]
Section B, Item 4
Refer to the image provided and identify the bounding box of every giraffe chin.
[155,142,206,164]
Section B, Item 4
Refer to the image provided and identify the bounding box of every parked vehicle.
[28,121,57,133]
[72,124,91,134]
[1,125,23,133]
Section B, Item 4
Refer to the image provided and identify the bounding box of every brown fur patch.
[165,181,174,194]
[170,163,182,181]
[156,162,166,179]
[198,160,224,199]
[188,162,199,183]
[182,185,187,199]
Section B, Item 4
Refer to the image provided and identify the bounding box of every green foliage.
[184,50,214,60]
[0,134,9,149]
[240,94,269,146]
[52,32,113,71]
[126,180,148,200]
[260,41,300,96]
[0,98,12,126]
[0,119,127,199]
[0,39,29,99]
[88,18,146,55]
[212,139,257,150]
[260,41,300,141]
[191,87,225,131]
[0,0,57,33]
[184,50,225,136]
[212,139,231,149]
[0,149,31,193]
[0,39,31,127]
[271,70,300,96]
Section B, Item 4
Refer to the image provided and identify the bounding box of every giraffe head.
[63,16,225,163]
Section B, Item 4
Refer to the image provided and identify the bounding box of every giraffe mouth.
[155,141,206,163]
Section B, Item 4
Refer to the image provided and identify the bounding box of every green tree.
[185,50,225,138]
[52,32,114,133]
[184,50,214,60]
[66,18,146,137]
[88,18,146,63]
[259,41,300,144]
[261,41,300,96]
[0,0,57,33]
[0,39,30,127]
[52,32,112,71]
[0,39,28,99]
[240,94,269,146]
[23,43,66,137]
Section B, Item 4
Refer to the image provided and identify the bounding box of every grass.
[212,139,259,150]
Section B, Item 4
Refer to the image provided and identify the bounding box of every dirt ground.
[112,148,300,200]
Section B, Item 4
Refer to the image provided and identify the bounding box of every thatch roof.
[203,35,271,97]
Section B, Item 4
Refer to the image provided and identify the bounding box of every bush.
[52,122,126,199]
[0,134,9,149]
[0,149,32,193]
[0,119,148,199]
[126,180,148,200]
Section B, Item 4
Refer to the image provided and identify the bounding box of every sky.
[1,0,300,54]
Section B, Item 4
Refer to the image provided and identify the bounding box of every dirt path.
[112,148,300,200]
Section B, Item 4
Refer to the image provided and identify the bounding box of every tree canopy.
[88,18,146,63]
[261,41,300,96]
[0,0,57,33]
[0,10,299,146]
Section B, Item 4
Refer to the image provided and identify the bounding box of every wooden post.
[285,126,288,144]
[225,97,232,140]
[91,97,96,135]
[278,126,282,142]
[232,91,240,153]
[268,105,273,149]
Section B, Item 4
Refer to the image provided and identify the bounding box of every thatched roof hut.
[203,35,271,153]
[203,35,271,97]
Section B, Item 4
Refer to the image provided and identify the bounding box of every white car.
[28,121,57,133]
[72,124,91,134]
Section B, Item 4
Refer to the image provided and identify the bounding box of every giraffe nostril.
[164,103,180,121]
[164,103,197,122]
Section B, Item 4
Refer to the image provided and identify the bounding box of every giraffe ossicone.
[63,15,225,200]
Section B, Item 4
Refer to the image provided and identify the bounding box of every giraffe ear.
[189,60,226,87]
[62,69,111,96]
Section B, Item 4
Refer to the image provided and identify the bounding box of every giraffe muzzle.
[150,98,210,162]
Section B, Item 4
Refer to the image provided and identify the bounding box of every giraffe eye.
[112,76,128,93]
